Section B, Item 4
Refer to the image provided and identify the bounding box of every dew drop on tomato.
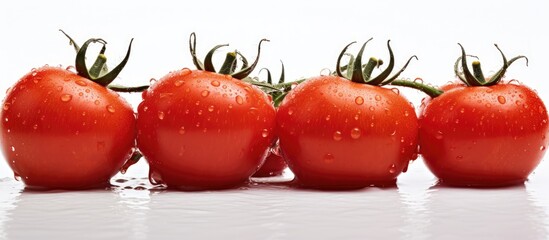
[180,68,192,75]
[149,78,157,84]
[497,96,506,104]
[355,96,364,105]
[174,80,184,87]
[235,95,244,105]
[75,80,87,86]
[13,172,21,181]
[389,164,396,174]
[261,129,269,138]
[435,131,444,140]
[106,105,116,113]
[208,105,215,112]
[333,131,342,141]
[350,128,361,139]
[211,80,220,87]
[60,94,72,102]
[157,111,165,120]
[375,95,382,101]
[391,88,400,95]
[94,100,100,105]
[324,153,335,163]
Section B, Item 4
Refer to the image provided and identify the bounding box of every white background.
[1,1,549,239]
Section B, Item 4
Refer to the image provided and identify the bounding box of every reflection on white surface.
[0,160,548,239]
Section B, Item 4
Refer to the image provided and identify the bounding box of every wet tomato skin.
[419,83,549,187]
[252,144,287,177]
[277,76,418,189]
[0,66,136,189]
[137,69,276,190]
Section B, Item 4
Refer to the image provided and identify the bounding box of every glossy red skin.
[0,66,136,189]
[137,69,276,190]
[419,82,549,187]
[277,76,418,189]
[252,144,287,177]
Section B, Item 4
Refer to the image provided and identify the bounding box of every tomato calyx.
[59,30,148,92]
[390,44,530,98]
[255,62,289,107]
[336,39,418,86]
[455,43,528,86]
[188,32,269,80]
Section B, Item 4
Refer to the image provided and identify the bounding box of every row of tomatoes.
[0,33,547,190]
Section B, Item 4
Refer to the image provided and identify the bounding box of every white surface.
[1,0,549,239]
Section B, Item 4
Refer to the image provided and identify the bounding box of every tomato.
[137,33,276,190]
[277,40,419,189]
[0,35,141,189]
[402,44,548,187]
[419,82,548,186]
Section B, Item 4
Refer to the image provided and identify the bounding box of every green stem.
[273,78,306,90]
[219,51,237,75]
[390,80,443,98]
[89,45,107,79]
[362,57,378,81]
[471,61,485,83]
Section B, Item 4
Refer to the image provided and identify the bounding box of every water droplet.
[106,105,115,113]
[325,115,331,121]
[11,146,15,152]
[211,80,220,87]
[391,88,400,95]
[350,128,361,139]
[3,104,9,110]
[485,103,491,108]
[333,131,342,141]
[33,124,38,130]
[198,110,203,115]
[149,78,157,84]
[179,126,186,135]
[375,95,382,101]
[235,95,244,105]
[288,109,294,115]
[158,111,165,120]
[355,96,364,105]
[174,80,184,87]
[456,155,463,160]
[60,94,72,102]
[435,131,444,140]
[56,86,63,92]
[13,173,21,181]
[201,90,210,97]
[94,100,100,105]
[208,105,215,112]
[324,153,335,163]
[455,119,460,124]
[261,129,269,138]
[389,164,396,174]
[404,110,409,117]
[368,106,375,111]
[497,95,506,104]
[414,78,423,84]
[75,80,87,86]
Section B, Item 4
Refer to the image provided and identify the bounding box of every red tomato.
[137,70,276,190]
[413,44,549,187]
[0,66,136,189]
[252,143,287,177]
[277,76,418,189]
[419,82,548,186]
